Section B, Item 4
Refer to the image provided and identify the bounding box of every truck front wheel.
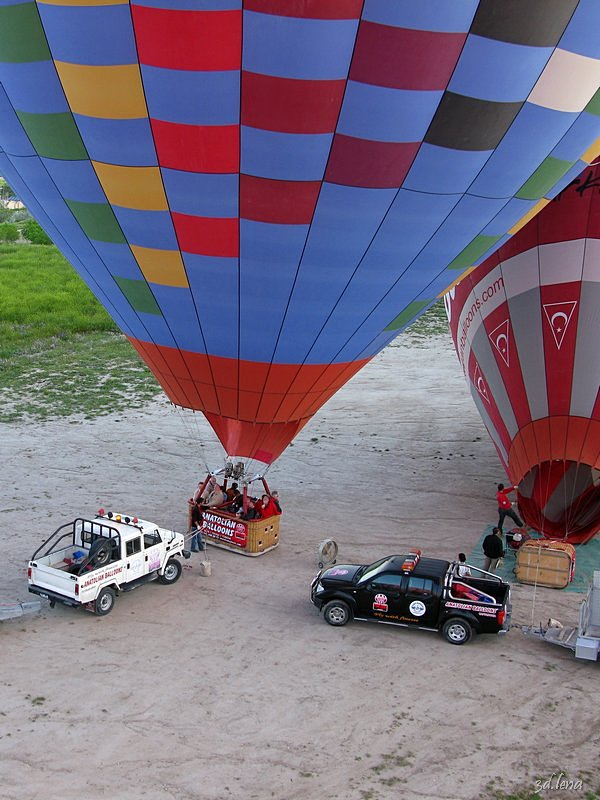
[158,559,182,585]
[323,599,352,627]
[95,587,116,616]
[442,617,472,645]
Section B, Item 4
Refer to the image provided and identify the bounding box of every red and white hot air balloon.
[446,165,600,544]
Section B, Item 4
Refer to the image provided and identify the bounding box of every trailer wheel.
[158,559,182,585]
[94,587,116,616]
[323,599,352,627]
[442,617,472,645]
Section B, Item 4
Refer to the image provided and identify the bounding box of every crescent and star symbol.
[542,301,577,350]
[473,363,490,403]
[489,320,510,367]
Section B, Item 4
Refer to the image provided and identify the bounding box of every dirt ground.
[1,335,598,800]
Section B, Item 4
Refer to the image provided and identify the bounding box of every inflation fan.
[317,539,338,570]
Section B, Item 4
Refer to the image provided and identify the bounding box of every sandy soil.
[1,336,598,800]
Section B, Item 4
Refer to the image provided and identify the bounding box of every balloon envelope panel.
[2,1,600,463]
[446,165,600,543]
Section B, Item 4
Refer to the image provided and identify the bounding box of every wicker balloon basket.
[515,540,576,589]
[188,503,280,556]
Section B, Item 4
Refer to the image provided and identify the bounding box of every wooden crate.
[515,541,576,589]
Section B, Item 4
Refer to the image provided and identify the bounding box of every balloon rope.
[530,549,542,626]
[172,405,210,474]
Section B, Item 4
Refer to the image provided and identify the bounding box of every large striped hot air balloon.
[445,164,600,544]
[1,1,600,465]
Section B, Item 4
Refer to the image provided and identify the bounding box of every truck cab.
[349,554,448,628]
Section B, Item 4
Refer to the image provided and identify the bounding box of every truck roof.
[388,555,450,579]
[81,515,161,541]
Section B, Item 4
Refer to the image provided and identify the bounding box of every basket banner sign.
[201,511,248,547]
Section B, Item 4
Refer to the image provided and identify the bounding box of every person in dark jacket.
[190,504,205,552]
[224,490,242,513]
[482,527,504,573]
[237,498,258,521]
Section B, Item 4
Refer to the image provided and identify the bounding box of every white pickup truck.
[28,511,190,615]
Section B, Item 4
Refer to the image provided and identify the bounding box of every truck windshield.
[144,530,161,547]
[358,557,392,583]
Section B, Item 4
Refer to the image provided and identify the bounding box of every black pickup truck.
[310,550,511,645]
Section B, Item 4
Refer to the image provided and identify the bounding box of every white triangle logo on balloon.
[542,301,578,350]
[473,362,490,403]
[489,319,510,367]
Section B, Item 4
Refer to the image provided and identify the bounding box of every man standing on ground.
[496,483,524,531]
[482,527,504,573]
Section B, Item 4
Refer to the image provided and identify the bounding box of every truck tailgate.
[29,563,77,600]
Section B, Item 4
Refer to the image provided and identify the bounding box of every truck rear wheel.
[442,617,472,645]
[323,599,351,626]
[95,587,116,616]
[158,558,182,585]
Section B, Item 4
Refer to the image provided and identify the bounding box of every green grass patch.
[0,244,161,421]
[388,300,450,347]
[0,331,162,422]
[404,300,449,338]
[0,243,116,358]
[1,243,453,422]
